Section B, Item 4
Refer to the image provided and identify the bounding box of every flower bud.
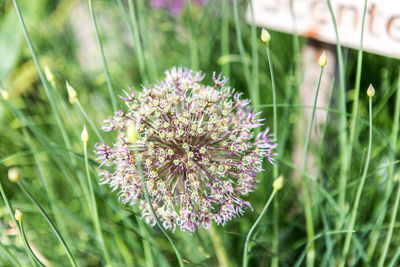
[261,28,271,45]
[273,175,284,191]
[66,81,77,104]
[44,65,55,85]
[127,123,139,144]
[8,167,21,183]
[319,51,327,68]
[367,84,375,98]
[81,125,89,143]
[15,208,23,222]
[0,88,9,100]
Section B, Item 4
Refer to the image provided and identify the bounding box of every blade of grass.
[300,58,326,267]
[83,135,112,266]
[249,0,259,110]
[186,0,199,70]
[17,179,77,267]
[116,0,147,82]
[340,88,374,267]
[220,0,230,77]
[232,0,251,90]
[326,0,349,215]
[88,0,117,112]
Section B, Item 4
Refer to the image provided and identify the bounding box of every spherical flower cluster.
[95,67,276,232]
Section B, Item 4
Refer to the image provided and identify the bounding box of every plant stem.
[133,148,184,267]
[186,0,199,70]
[18,221,45,267]
[249,0,260,110]
[88,0,117,112]
[266,43,279,267]
[18,180,77,267]
[84,141,112,266]
[76,100,104,143]
[242,189,277,267]
[340,96,374,267]
[301,66,325,267]
[209,224,231,267]
[220,0,230,77]
[232,0,251,90]
[327,0,348,215]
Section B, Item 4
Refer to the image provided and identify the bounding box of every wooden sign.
[248,0,400,59]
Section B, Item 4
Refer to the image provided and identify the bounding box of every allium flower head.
[95,67,276,232]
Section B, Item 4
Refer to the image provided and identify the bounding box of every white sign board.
[248,0,400,59]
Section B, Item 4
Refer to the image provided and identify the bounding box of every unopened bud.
[367,84,375,98]
[261,28,271,45]
[66,81,77,104]
[15,208,23,222]
[44,65,55,85]
[81,125,89,143]
[126,123,138,144]
[8,167,21,183]
[0,89,9,100]
[319,51,327,67]
[273,175,284,191]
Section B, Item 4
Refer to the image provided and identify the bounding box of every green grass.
[0,0,399,266]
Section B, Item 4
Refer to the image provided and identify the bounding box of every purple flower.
[151,0,208,16]
[95,67,276,232]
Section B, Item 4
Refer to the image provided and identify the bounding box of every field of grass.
[0,0,399,266]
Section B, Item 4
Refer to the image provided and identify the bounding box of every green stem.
[377,79,400,266]
[18,180,77,267]
[232,0,251,90]
[0,168,35,266]
[84,142,112,266]
[76,100,104,143]
[266,44,279,267]
[133,148,184,267]
[12,0,73,156]
[220,0,230,77]
[117,0,147,81]
[19,221,45,267]
[128,0,147,81]
[327,0,348,214]
[187,0,199,70]
[209,224,231,267]
[301,66,325,267]
[88,0,117,112]
[242,189,277,267]
[249,0,259,110]
[340,96,373,267]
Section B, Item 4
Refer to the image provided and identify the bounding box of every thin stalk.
[133,148,184,267]
[137,0,158,80]
[301,66,325,267]
[117,0,147,81]
[76,100,104,143]
[88,0,117,112]
[242,189,277,267]
[265,43,279,267]
[340,96,374,267]
[138,220,154,267]
[128,0,147,81]
[83,141,112,266]
[12,0,73,155]
[18,221,45,267]
[18,180,77,267]
[0,240,23,267]
[186,0,199,70]
[209,224,231,267]
[327,0,348,213]
[347,0,368,180]
[0,170,35,266]
[232,0,251,90]
[220,0,230,77]
[249,0,260,109]
[379,179,400,267]
[377,82,400,266]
